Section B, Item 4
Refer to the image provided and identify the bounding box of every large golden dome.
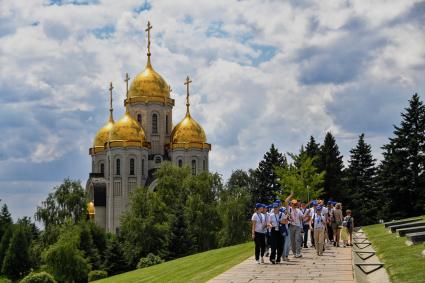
[128,59,170,99]
[109,112,147,148]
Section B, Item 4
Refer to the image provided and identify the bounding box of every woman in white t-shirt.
[251,203,267,264]
[311,205,326,256]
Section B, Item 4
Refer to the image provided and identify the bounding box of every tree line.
[0,93,423,282]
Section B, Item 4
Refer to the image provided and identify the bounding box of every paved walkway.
[209,243,354,283]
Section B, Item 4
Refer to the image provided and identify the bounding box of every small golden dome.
[171,112,206,144]
[109,111,146,148]
[87,201,95,215]
[93,119,114,149]
[128,59,170,99]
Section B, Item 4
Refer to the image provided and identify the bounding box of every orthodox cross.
[109,82,113,119]
[146,21,153,56]
[124,73,130,98]
[184,76,192,109]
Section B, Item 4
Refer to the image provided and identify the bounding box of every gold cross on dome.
[145,21,153,56]
[109,82,113,109]
[184,76,192,108]
[124,73,130,97]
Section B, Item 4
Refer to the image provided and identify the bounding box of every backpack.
[346,216,352,229]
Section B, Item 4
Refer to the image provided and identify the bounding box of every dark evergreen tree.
[0,203,12,241]
[252,144,287,203]
[305,136,321,170]
[102,236,128,276]
[320,132,345,201]
[346,134,378,225]
[0,225,13,273]
[1,224,32,280]
[79,222,101,270]
[378,93,425,219]
[168,205,194,259]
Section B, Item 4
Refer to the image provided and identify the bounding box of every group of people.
[251,194,354,264]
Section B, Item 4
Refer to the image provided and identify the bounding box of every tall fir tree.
[0,203,12,241]
[378,93,425,219]
[305,136,321,170]
[320,132,345,201]
[102,236,128,276]
[252,144,287,203]
[346,134,378,225]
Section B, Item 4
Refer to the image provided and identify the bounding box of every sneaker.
[295,253,303,258]
[256,259,260,264]
[270,259,276,264]
[261,257,264,263]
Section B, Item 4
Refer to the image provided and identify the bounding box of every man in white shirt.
[309,200,318,247]
[251,203,267,264]
[311,205,326,256]
[289,200,303,258]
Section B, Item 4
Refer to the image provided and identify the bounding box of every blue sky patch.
[133,1,151,13]
[91,25,116,39]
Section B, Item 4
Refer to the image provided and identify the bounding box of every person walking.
[309,200,318,247]
[332,203,343,247]
[268,203,286,264]
[289,200,303,258]
[311,205,326,256]
[342,209,354,246]
[281,207,291,261]
[265,204,272,257]
[251,203,267,264]
[300,202,311,248]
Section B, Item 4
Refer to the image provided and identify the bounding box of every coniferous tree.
[378,93,425,219]
[1,224,32,280]
[320,132,345,201]
[0,225,13,274]
[0,203,12,241]
[252,144,287,203]
[79,222,101,270]
[305,136,321,170]
[346,134,378,225]
[168,206,194,259]
[102,236,128,276]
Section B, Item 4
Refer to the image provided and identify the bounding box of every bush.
[137,253,164,269]
[88,270,108,282]
[0,277,12,283]
[20,272,57,283]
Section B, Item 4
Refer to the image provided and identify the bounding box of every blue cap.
[272,202,279,208]
[267,204,273,209]
[275,199,282,204]
[279,207,286,213]
[255,203,263,209]
[317,205,323,211]
[312,200,318,206]
[327,200,332,205]
[332,201,337,205]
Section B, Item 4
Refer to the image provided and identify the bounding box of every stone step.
[389,221,425,233]
[406,231,425,245]
[397,225,425,237]
[384,217,422,228]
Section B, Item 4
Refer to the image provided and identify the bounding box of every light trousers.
[314,227,325,255]
[290,225,302,255]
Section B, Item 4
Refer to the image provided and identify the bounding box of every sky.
[0,0,424,221]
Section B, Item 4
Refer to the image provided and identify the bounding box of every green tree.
[44,226,89,283]
[276,152,325,202]
[102,235,128,276]
[0,203,12,242]
[305,136,321,169]
[120,187,171,267]
[345,134,378,225]
[378,93,425,219]
[35,179,87,229]
[252,144,287,203]
[0,226,13,273]
[1,224,32,280]
[320,132,345,201]
[79,222,101,270]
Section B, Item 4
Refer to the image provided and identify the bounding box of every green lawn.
[95,242,253,283]
[363,216,425,283]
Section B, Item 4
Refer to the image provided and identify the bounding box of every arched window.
[100,163,105,176]
[116,159,121,175]
[141,159,145,176]
[191,160,196,176]
[137,114,142,126]
[155,156,162,164]
[152,113,158,134]
[178,160,183,168]
[129,158,135,175]
[165,115,169,134]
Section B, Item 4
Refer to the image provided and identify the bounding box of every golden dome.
[109,111,146,148]
[128,59,170,99]
[92,83,115,155]
[171,112,206,144]
[170,76,210,150]
[87,201,95,215]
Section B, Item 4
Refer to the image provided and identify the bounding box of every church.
[86,22,211,234]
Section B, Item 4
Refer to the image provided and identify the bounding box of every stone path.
[209,243,354,283]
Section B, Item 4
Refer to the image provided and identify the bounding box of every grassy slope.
[96,242,253,283]
[363,216,425,283]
